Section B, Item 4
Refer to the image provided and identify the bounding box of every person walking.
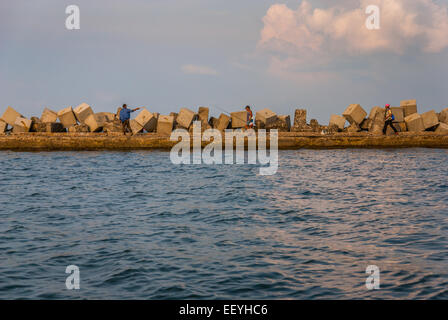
[383,104,398,135]
[119,104,140,135]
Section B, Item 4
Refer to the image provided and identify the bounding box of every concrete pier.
[1,131,447,151]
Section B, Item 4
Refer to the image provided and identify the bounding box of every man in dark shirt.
[119,104,140,135]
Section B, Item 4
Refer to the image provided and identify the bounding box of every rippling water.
[0,149,447,299]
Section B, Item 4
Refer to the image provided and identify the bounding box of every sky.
[1,0,448,123]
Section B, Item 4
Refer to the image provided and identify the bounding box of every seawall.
[1,132,448,151]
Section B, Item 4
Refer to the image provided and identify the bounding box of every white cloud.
[259,0,448,58]
[181,64,218,75]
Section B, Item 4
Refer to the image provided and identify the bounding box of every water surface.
[0,149,447,299]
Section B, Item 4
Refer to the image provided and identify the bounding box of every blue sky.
[1,0,448,123]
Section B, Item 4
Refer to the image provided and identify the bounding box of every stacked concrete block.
[73,103,94,123]
[13,117,32,133]
[157,115,174,135]
[57,107,77,128]
[129,120,143,134]
[215,113,230,131]
[46,123,66,132]
[198,107,209,125]
[310,119,320,132]
[85,113,107,132]
[266,115,291,132]
[342,104,367,125]
[0,119,7,133]
[1,106,23,126]
[209,117,218,128]
[421,110,439,130]
[390,107,404,122]
[439,108,448,124]
[396,122,407,132]
[68,124,90,133]
[97,112,116,122]
[329,114,346,130]
[31,117,46,132]
[400,99,417,117]
[230,111,247,128]
[368,106,383,120]
[369,107,385,133]
[404,113,425,132]
[435,122,448,133]
[360,118,371,130]
[176,108,195,129]
[346,123,360,133]
[293,109,307,127]
[41,108,58,123]
[103,121,122,133]
[135,108,157,132]
[116,107,122,120]
[256,108,277,127]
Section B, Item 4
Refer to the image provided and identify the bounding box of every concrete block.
[231,111,247,128]
[293,109,307,128]
[209,117,218,128]
[360,118,371,130]
[368,108,385,133]
[390,107,404,122]
[57,106,77,128]
[256,108,277,127]
[97,112,116,122]
[435,122,448,134]
[216,113,230,131]
[404,113,425,132]
[13,117,32,133]
[157,115,174,135]
[329,114,346,130]
[439,108,448,124]
[346,123,360,132]
[397,122,407,132]
[85,113,107,132]
[255,119,265,130]
[116,107,122,120]
[342,104,367,125]
[41,108,58,123]
[68,124,89,133]
[310,119,320,132]
[0,119,7,133]
[103,121,122,133]
[177,108,195,128]
[1,106,23,126]
[266,115,290,132]
[73,103,94,123]
[198,107,209,125]
[134,108,157,132]
[46,123,66,132]
[400,99,417,117]
[421,110,439,130]
[368,106,383,120]
[129,120,143,134]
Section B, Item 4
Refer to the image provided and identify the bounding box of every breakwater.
[1,131,448,151]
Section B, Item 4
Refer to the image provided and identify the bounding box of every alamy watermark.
[366,5,380,30]
[65,5,80,30]
[365,265,380,290]
[170,121,278,175]
[65,265,80,290]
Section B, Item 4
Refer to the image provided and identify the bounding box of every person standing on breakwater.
[120,104,140,135]
[245,105,254,129]
[383,104,398,135]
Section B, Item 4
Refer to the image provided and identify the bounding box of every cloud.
[259,0,448,58]
[181,64,218,75]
